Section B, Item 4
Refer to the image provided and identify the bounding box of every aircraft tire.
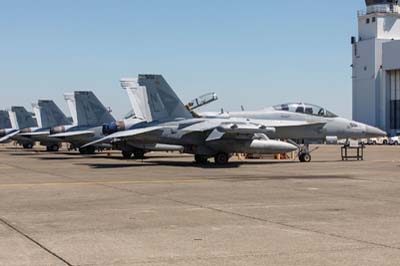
[23,143,33,149]
[51,144,60,152]
[214,153,229,165]
[299,153,311,163]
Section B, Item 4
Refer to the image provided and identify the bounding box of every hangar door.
[389,70,400,130]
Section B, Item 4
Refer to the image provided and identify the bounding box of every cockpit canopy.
[273,103,338,118]
[124,109,135,119]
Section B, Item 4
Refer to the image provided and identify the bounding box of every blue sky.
[0,0,366,119]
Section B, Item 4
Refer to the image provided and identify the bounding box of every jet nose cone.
[365,125,386,138]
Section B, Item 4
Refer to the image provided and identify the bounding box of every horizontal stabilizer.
[0,130,20,143]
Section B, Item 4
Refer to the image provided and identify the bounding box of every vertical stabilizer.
[64,93,78,126]
[120,78,152,121]
[0,110,12,129]
[37,100,71,128]
[11,106,37,129]
[32,103,43,128]
[74,91,115,126]
[137,74,192,121]
[8,111,18,129]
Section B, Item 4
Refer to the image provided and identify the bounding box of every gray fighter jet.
[0,101,72,150]
[49,91,116,154]
[83,75,311,165]
[0,106,38,148]
[0,110,20,143]
[200,103,386,162]
[100,79,218,159]
[13,100,73,151]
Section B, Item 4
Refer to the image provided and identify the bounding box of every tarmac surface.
[0,144,400,266]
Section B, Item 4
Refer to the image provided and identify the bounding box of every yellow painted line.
[0,178,214,188]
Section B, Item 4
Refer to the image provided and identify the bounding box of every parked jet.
[49,91,116,154]
[0,106,38,148]
[200,103,386,161]
[15,100,73,151]
[83,75,306,165]
[0,110,20,143]
[0,101,72,150]
[101,79,211,159]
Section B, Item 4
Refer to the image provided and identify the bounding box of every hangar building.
[352,0,400,136]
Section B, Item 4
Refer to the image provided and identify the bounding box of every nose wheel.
[299,153,312,163]
[297,143,314,163]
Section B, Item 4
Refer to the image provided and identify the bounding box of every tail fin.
[74,91,115,126]
[64,93,78,126]
[8,111,18,129]
[120,78,152,121]
[11,106,37,129]
[136,74,192,121]
[33,100,71,129]
[0,110,12,129]
[32,103,43,128]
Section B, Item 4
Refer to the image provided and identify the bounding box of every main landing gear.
[79,146,96,155]
[121,149,145,160]
[46,144,60,152]
[22,143,34,149]
[194,153,230,165]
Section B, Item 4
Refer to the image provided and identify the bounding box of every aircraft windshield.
[124,109,135,119]
[273,103,337,118]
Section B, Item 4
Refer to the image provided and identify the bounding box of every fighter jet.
[0,106,38,148]
[200,103,386,162]
[101,79,217,159]
[49,91,116,154]
[11,100,73,151]
[82,75,305,165]
[0,110,20,144]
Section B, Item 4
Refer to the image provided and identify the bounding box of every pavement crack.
[0,216,74,266]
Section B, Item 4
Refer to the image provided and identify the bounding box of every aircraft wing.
[0,130,20,143]
[180,120,326,142]
[81,126,163,148]
[49,130,95,139]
